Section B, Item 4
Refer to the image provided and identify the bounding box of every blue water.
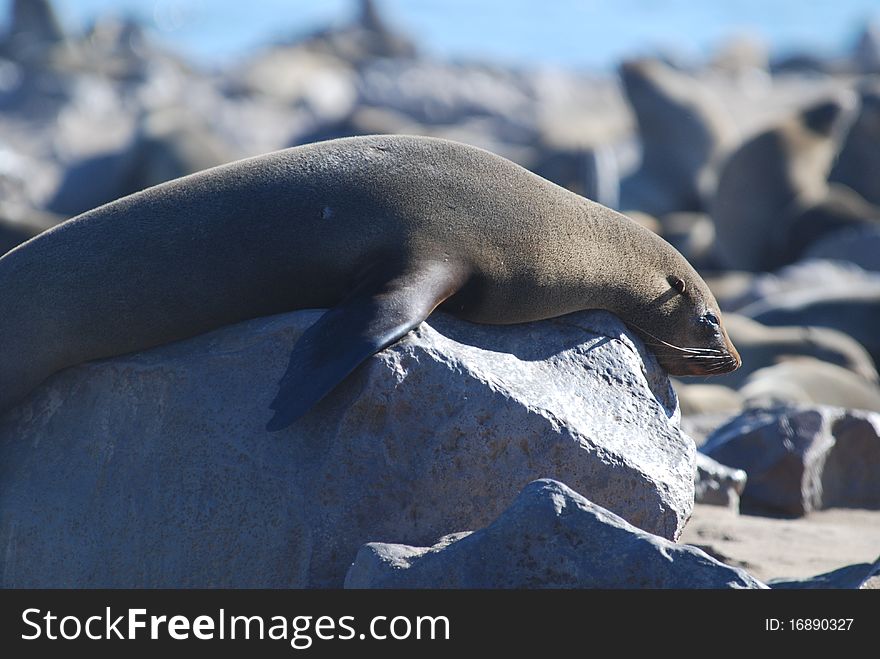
[6,0,880,70]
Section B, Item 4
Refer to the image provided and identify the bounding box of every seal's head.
[601,223,741,377]
[630,271,741,376]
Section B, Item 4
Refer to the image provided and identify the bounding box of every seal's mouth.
[658,350,741,377]
[627,322,741,377]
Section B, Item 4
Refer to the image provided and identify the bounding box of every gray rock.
[0,202,61,253]
[823,412,880,509]
[702,406,880,516]
[48,108,235,217]
[853,21,880,72]
[0,309,693,587]
[2,0,66,62]
[711,34,770,76]
[862,571,880,589]
[532,143,619,208]
[232,47,357,114]
[358,59,534,127]
[695,452,747,509]
[702,271,755,310]
[345,479,766,589]
[769,555,880,589]
[295,0,417,65]
[659,212,718,270]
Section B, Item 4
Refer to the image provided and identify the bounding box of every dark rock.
[702,406,880,516]
[805,225,880,272]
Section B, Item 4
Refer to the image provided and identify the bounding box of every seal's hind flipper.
[266,261,465,431]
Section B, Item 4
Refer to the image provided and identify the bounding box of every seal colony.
[0,135,740,430]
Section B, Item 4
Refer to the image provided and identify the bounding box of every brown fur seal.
[1,0,65,60]
[739,358,880,412]
[49,108,234,217]
[0,135,740,430]
[805,224,880,271]
[620,58,737,215]
[711,93,858,271]
[782,183,880,263]
[741,288,880,366]
[830,79,880,205]
[711,313,879,389]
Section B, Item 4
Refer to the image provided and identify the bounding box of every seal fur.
[0,135,740,430]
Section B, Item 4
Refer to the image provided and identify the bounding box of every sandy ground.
[680,504,880,583]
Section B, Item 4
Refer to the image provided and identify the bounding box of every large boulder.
[0,309,694,587]
[701,406,880,516]
[345,479,766,589]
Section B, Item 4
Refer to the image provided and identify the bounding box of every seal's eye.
[669,276,686,294]
[702,312,719,327]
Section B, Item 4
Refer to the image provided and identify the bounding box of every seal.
[619,58,737,215]
[49,108,234,217]
[711,92,858,271]
[782,183,880,263]
[0,135,740,430]
[742,288,880,366]
[2,0,66,59]
[712,313,878,389]
[739,358,880,413]
[830,79,880,206]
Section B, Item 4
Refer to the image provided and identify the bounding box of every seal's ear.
[668,276,686,294]
[265,261,466,431]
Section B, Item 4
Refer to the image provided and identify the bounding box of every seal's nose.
[723,331,741,371]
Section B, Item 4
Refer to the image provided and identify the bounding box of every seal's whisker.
[654,352,730,363]
[703,361,737,373]
[641,339,719,355]
[626,321,710,354]
[649,352,729,360]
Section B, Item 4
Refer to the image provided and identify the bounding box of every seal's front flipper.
[266,262,465,431]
